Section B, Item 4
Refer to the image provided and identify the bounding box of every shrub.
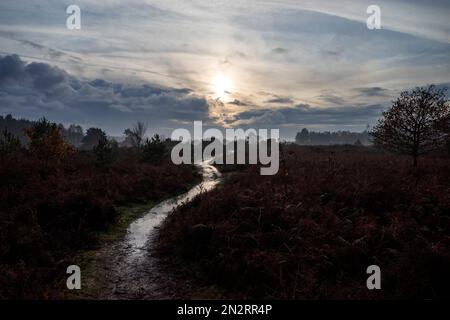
[141,134,166,163]
[0,139,198,298]
[93,132,118,168]
[158,145,450,299]
[0,128,21,156]
[25,118,74,166]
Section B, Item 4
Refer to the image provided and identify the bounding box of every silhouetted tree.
[124,121,147,149]
[0,114,33,143]
[0,128,21,157]
[81,128,105,150]
[372,85,450,166]
[25,118,73,165]
[65,124,84,147]
[93,131,117,168]
[141,134,166,163]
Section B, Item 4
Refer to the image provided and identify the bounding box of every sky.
[0,0,449,139]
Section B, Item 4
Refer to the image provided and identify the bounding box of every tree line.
[0,116,167,166]
[295,129,372,146]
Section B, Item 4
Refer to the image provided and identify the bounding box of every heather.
[0,121,198,299]
[158,145,450,299]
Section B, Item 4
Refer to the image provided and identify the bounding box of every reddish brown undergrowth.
[0,148,198,299]
[158,145,450,299]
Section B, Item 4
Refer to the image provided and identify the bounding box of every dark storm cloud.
[0,54,27,82]
[0,54,76,90]
[0,55,209,133]
[26,62,68,89]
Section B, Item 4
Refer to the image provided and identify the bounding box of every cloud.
[1,0,448,113]
[0,1,448,141]
[271,47,288,55]
[0,55,209,135]
[278,0,450,44]
[15,38,71,60]
[228,99,249,106]
[316,94,348,105]
[265,97,294,104]
[233,109,287,126]
[322,50,341,57]
[0,53,73,91]
[354,87,389,97]
[0,54,26,82]
[232,103,386,127]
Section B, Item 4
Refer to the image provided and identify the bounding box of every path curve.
[86,160,221,299]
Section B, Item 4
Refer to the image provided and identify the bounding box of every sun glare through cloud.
[213,73,233,99]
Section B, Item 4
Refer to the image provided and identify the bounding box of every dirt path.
[79,161,220,299]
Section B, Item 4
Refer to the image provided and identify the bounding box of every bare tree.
[372,85,450,166]
[124,121,147,149]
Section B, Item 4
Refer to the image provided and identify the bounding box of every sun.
[213,73,232,98]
